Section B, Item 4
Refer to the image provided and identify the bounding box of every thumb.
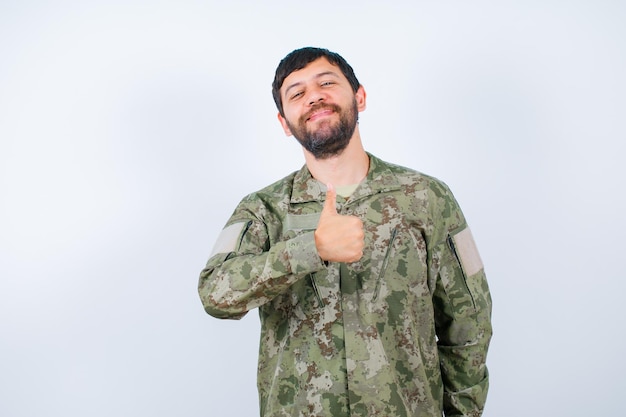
[322,183,338,215]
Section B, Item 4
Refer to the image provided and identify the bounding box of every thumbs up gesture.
[314,184,365,263]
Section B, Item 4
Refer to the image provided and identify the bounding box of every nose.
[306,86,325,106]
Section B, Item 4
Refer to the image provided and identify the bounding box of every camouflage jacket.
[199,154,492,417]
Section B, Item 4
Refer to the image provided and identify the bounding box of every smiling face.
[277,58,366,159]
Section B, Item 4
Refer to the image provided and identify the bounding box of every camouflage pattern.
[199,154,492,416]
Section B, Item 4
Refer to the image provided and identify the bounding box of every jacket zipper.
[373,227,398,302]
[309,274,325,307]
[446,233,476,310]
[237,220,253,251]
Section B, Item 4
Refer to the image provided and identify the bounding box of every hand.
[314,184,365,263]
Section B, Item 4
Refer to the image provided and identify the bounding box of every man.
[199,47,492,417]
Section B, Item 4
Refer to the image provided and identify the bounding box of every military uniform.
[199,154,492,416]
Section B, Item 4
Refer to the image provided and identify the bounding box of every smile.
[306,108,335,122]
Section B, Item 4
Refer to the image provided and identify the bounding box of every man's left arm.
[430,185,493,417]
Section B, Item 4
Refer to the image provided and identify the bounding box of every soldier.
[199,47,492,417]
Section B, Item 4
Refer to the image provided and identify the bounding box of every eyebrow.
[283,71,342,98]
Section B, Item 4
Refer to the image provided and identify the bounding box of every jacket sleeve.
[429,183,493,417]
[198,196,326,320]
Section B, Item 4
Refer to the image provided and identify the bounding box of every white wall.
[1,1,624,416]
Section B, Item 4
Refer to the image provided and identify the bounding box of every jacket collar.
[289,153,403,204]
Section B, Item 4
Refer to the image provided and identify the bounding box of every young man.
[199,47,492,417]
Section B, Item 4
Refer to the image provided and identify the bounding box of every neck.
[303,128,369,186]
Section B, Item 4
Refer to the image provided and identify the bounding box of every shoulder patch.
[210,222,248,257]
[451,227,484,276]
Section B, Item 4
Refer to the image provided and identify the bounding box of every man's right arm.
[198,200,326,320]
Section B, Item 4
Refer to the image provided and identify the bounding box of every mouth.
[305,107,336,123]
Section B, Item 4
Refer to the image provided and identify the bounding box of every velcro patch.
[284,213,320,232]
[451,227,484,276]
[210,222,247,257]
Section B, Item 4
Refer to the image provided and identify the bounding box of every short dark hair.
[272,47,361,116]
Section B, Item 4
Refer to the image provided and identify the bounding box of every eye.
[321,81,335,87]
[290,91,304,100]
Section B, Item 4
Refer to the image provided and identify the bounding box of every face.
[278,58,366,159]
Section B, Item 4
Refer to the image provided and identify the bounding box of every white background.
[1,1,624,416]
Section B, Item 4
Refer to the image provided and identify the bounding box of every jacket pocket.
[446,227,486,312]
[373,226,398,302]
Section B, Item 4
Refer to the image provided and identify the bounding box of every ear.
[277,112,293,136]
[355,85,367,112]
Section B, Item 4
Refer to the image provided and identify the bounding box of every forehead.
[281,57,346,93]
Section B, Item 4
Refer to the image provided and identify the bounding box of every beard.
[286,99,359,160]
